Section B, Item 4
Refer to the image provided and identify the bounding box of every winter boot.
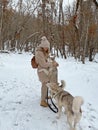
[40,100,48,107]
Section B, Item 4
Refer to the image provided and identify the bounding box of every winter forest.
[0,1,98,130]
[0,0,98,63]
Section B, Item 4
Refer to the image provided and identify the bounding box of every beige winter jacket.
[35,47,53,83]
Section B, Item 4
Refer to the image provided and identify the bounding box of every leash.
[47,88,58,113]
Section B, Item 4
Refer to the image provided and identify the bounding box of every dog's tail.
[59,80,66,89]
[72,96,84,113]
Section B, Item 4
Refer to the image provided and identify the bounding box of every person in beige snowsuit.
[35,36,58,107]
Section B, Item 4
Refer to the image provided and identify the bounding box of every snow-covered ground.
[0,52,98,130]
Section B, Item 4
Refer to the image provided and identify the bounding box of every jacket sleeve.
[36,51,52,68]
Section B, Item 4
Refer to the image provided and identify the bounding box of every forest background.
[0,0,98,64]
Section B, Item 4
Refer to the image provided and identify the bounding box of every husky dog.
[48,55,58,83]
[46,80,84,130]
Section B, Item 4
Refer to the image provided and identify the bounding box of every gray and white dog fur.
[46,80,84,130]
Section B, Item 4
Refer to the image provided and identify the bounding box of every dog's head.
[46,82,59,97]
[46,80,66,97]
